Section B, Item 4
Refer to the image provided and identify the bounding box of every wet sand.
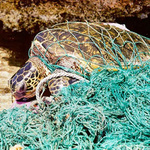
[0,47,20,111]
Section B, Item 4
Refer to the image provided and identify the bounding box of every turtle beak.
[11,82,27,100]
[13,92,25,100]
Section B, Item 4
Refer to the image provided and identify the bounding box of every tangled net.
[0,22,150,149]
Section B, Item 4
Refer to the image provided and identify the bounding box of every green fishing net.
[0,22,150,149]
[29,22,150,77]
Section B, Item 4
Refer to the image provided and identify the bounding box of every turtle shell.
[29,22,150,73]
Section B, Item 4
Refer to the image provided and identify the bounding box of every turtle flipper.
[48,76,78,95]
[35,69,85,104]
[38,76,78,105]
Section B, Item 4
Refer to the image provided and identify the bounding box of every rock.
[0,0,149,33]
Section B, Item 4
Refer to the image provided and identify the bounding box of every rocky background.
[0,0,150,33]
[0,0,150,110]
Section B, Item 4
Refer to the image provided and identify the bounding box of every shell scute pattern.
[30,22,149,74]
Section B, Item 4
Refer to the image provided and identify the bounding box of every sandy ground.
[0,47,20,111]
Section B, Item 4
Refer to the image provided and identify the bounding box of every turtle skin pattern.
[9,57,50,100]
[9,22,150,102]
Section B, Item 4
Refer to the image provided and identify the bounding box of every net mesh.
[0,22,150,149]
[29,22,150,78]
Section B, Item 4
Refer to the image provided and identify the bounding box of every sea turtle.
[9,22,150,105]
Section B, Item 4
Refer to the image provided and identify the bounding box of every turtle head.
[9,57,50,101]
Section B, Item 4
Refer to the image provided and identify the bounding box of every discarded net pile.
[0,22,150,149]
[0,64,150,149]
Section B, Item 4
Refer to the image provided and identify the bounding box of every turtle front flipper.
[36,69,86,104]
[29,75,79,112]
[48,76,78,95]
